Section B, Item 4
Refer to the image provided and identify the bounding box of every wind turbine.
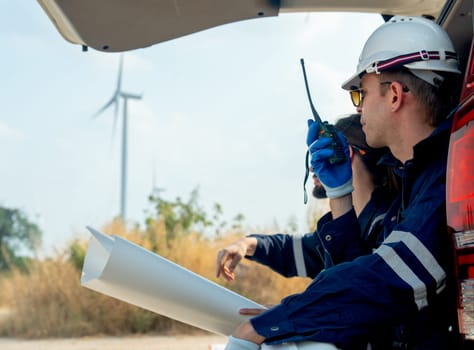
[93,54,142,221]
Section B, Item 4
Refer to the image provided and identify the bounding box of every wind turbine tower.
[93,54,142,221]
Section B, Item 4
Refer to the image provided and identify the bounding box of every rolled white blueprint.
[81,226,264,335]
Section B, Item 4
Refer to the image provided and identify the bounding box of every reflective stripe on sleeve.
[376,245,428,309]
[292,235,307,278]
[375,230,446,310]
[385,230,446,290]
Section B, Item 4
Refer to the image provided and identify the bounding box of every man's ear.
[390,81,405,112]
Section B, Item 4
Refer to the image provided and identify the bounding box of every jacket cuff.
[250,305,294,340]
[324,179,353,198]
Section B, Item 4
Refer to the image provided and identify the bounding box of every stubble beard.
[312,184,328,199]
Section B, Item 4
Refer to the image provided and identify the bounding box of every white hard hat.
[342,16,461,90]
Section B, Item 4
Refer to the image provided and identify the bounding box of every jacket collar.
[379,117,452,169]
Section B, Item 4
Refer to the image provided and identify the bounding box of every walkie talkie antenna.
[300,58,347,204]
[300,58,322,123]
[300,58,315,204]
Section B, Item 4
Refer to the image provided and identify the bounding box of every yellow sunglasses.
[350,81,408,107]
[349,89,364,107]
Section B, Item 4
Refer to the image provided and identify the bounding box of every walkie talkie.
[300,58,347,204]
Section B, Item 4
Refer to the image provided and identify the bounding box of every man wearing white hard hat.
[223,16,462,350]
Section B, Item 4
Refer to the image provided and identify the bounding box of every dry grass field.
[0,220,315,347]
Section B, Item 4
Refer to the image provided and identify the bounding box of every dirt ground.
[0,335,228,350]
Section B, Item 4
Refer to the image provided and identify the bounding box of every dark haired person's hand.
[307,120,353,198]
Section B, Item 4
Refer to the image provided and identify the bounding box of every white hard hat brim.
[341,71,363,91]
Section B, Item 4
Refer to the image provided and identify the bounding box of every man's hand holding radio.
[306,119,353,199]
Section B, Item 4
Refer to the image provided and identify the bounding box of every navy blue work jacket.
[248,118,458,350]
[248,185,392,279]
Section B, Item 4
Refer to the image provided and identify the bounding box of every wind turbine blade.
[92,96,117,119]
[111,96,120,143]
[113,95,119,123]
[116,54,123,93]
[121,92,142,100]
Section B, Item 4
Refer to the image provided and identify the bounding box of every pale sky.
[2,3,384,255]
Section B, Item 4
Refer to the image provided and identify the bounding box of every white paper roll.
[81,226,264,335]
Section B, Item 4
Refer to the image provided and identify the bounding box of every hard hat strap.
[366,50,458,74]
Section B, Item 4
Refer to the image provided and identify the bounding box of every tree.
[146,188,211,242]
[0,206,42,272]
[146,187,245,243]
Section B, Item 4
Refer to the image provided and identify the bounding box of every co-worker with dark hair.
[216,113,396,282]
